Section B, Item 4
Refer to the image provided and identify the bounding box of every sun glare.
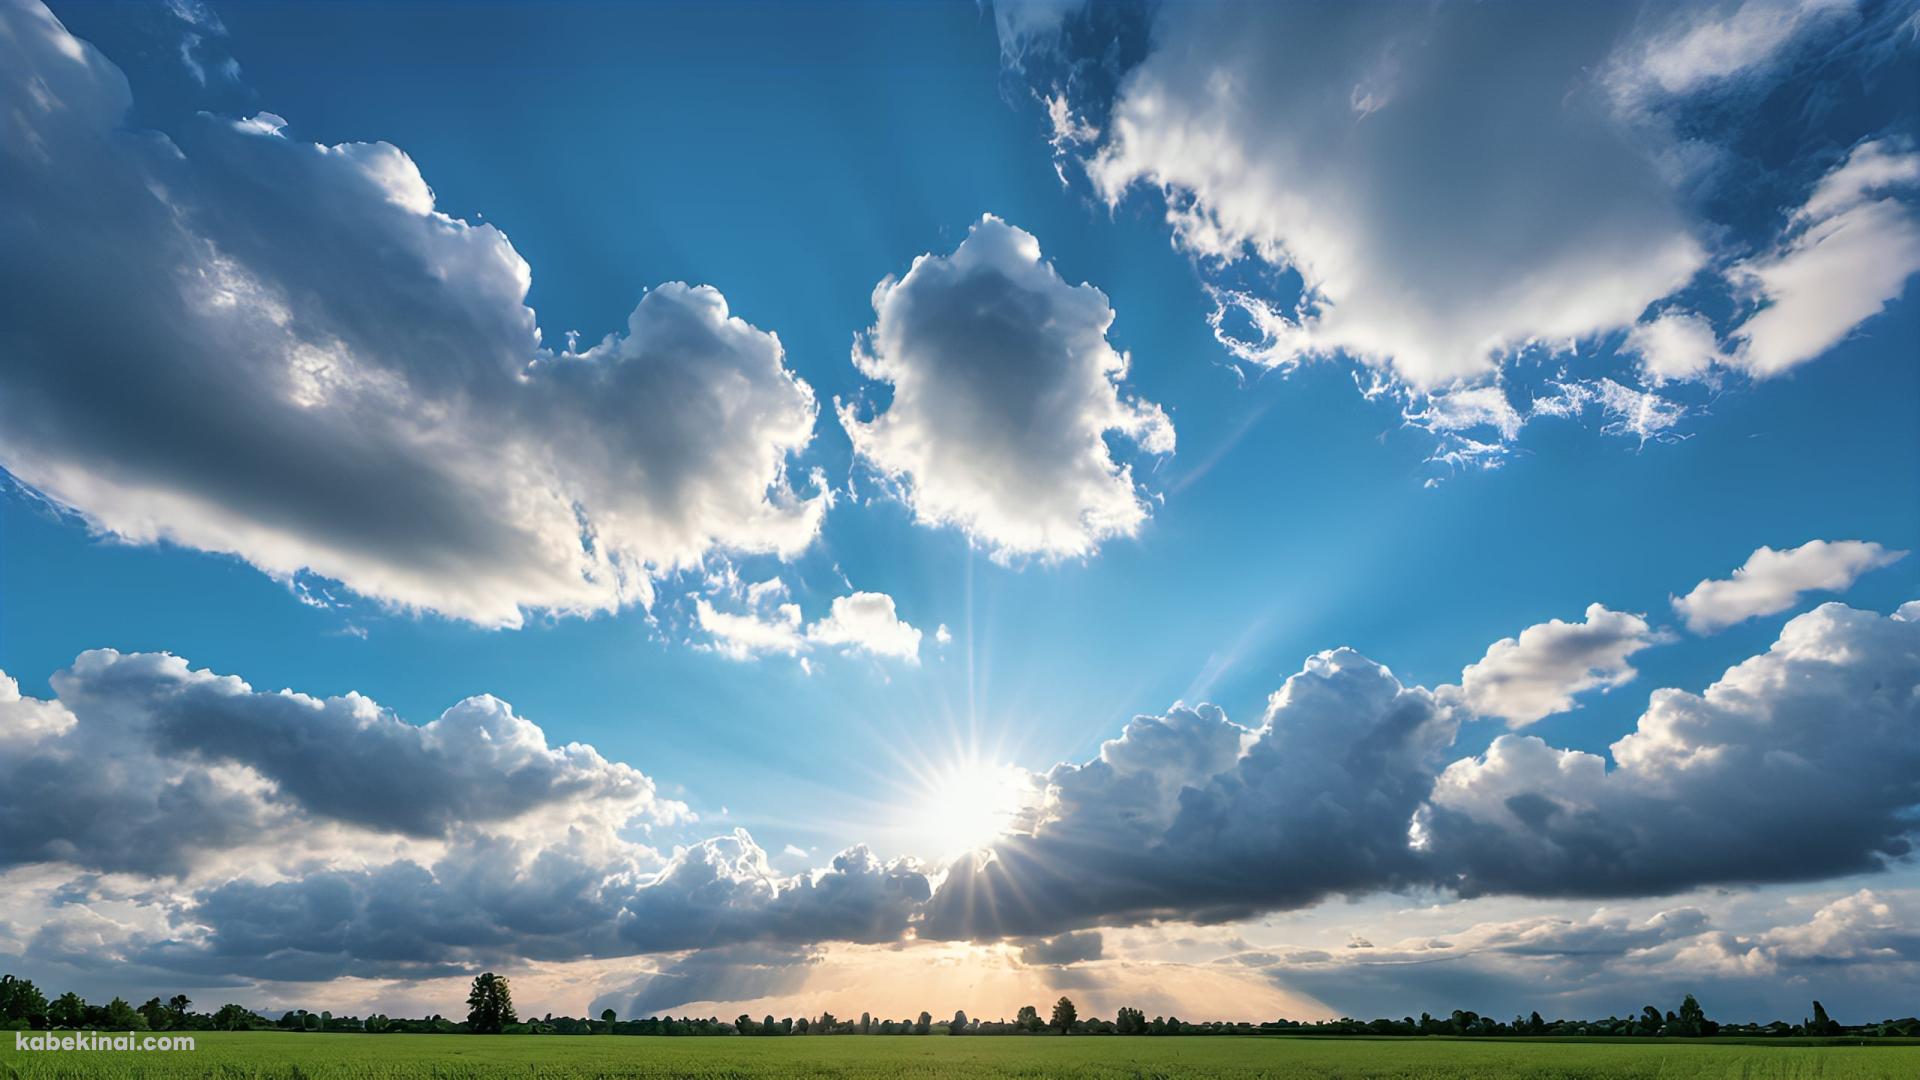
[909,758,1033,859]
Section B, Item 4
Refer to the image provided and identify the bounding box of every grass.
[5,1032,1920,1078]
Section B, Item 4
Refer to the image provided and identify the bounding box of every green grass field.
[6,1032,1920,1079]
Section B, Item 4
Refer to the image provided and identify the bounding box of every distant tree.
[860,1011,871,1034]
[795,1017,810,1034]
[1638,1005,1663,1036]
[762,1014,778,1036]
[138,997,168,1030]
[1115,1007,1145,1035]
[1674,996,1709,1037]
[48,992,86,1029]
[817,1011,836,1033]
[0,976,49,1028]
[950,1010,968,1034]
[1810,1001,1840,1036]
[1051,997,1078,1034]
[213,1004,254,1031]
[103,997,145,1030]
[735,1014,755,1035]
[303,1012,323,1031]
[915,1011,931,1035]
[601,1007,616,1033]
[781,1017,794,1035]
[168,994,191,1021]
[465,973,517,1034]
[1016,1004,1041,1033]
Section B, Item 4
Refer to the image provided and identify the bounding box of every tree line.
[6,972,1917,1040]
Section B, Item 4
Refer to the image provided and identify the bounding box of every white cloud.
[696,597,807,659]
[0,0,826,628]
[1728,139,1920,376]
[840,215,1173,561]
[698,589,924,663]
[1450,604,1668,728]
[1624,310,1728,384]
[1672,539,1906,633]
[806,592,923,662]
[1606,0,1857,101]
[1085,4,1706,390]
[1427,601,1920,897]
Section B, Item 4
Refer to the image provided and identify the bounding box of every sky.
[1,0,1918,1027]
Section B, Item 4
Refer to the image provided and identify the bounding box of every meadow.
[6,1032,1920,1079]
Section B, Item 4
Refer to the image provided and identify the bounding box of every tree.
[914,1011,931,1035]
[138,997,168,1030]
[1810,1001,1840,1036]
[600,1007,616,1033]
[465,973,517,1034]
[168,994,191,1021]
[49,992,86,1029]
[735,1014,755,1035]
[1016,1004,1040,1033]
[303,1012,323,1032]
[213,1004,253,1031]
[860,1011,871,1034]
[103,997,145,1031]
[817,1011,837,1033]
[950,1009,969,1034]
[763,1014,779,1036]
[2,976,49,1028]
[1116,1006,1146,1035]
[1051,997,1078,1034]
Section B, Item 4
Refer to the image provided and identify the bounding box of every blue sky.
[2,0,1919,1025]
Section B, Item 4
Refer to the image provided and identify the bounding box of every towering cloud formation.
[0,0,825,628]
[841,216,1174,560]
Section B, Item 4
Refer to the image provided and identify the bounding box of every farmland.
[5,1032,1920,1079]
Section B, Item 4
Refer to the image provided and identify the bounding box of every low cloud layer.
[1,565,1912,991]
[840,215,1174,560]
[0,0,825,628]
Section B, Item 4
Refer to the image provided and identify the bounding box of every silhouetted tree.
[1052,997,1078,1033]
[1115,1006,1145,1035]
[1810,1001,1840,1036]
[860,1011,871,1034]
[465,973,516,1034]
[735,1014,754,1035]
[1016,1004,1040,1033]
[950,1009,968,1034]
[915,1011,931,1035]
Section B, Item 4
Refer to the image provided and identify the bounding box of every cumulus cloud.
[1424,602,1920,897]
[1623,311,1729,384]
[1083,3,1705,390]
[1672,539,1906,632]
[0,649,678,877]
[696,589,924,662]
[840,215,1173,561]
[806,592,923,661]
[921,654,1457,939]
[0,650,929,980]
[1448,605,1668,728]
[1727,139,1920,376]
[0,0,826,628]
[3,613,1916,982]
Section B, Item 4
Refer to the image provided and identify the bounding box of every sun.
[908,758,1034,859]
